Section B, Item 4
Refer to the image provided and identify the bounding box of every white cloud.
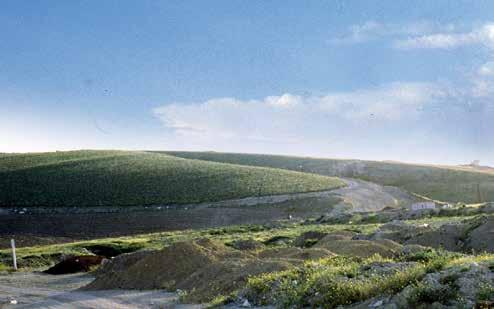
[394,22,494,50]
[153,82,443,144]
[478,61,494,76]
[330,20,456,45]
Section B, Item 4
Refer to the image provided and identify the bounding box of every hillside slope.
[0,151,343,207]
[163,151,494,203]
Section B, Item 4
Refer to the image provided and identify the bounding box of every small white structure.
[410,202,436,211]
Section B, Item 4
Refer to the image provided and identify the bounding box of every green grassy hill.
[163,151,494,203]
[0,150,343,207]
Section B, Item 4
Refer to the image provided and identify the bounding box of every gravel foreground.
[0,272,201,308]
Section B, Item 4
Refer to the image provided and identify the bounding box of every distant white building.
[410,202,436,211]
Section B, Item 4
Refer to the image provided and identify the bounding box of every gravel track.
[0,272,199,308]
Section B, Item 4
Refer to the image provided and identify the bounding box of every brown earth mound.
[95,250,154,277]
[263,235,292,246]
[177,258,292,303]
[403,215,494,253]
[315,238,402,258]
[406,223,463,251]
[257,247,335,261]
[44,255,104,275]
[84,238,300,302]
[292,231,328,247]
[317,230,358,242]
[85,238,250,291]
[369,220,433,243]
[230,239,265,251]
[463,215,494,252]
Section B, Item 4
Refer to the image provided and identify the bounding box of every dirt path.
[331,178,419,212]
[0,272,200,308]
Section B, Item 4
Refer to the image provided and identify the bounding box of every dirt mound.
[44,255,104,275]
[312,231,358,247]
[95,250,154,276]
[84,239,294,303]
[263,235,292,246]
[315,239,402,258]
[293,231,328,247]
[463,215,494,252]
[85,238,248,291]
[368,220,433,243]
[406,223,462,251]
[84,243,143,258]
[177,258,292,303]
[402,215,494,253]
[257,247,335,261]
[230,239,265,251]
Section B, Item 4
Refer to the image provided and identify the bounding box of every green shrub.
[477,283,494,301]
[408,282,459,306]
[245,255,428,308]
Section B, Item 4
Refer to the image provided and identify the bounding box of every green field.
[0,150,343,207]
[163,151,494,203]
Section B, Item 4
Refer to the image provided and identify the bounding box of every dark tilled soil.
[0,200,332,248]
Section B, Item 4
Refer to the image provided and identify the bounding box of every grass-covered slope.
[163,151,494,203]
[0,150,343,207]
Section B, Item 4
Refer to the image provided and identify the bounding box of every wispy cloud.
[394,22,494,49]
[330,20,456,45]
[478,61,494,76]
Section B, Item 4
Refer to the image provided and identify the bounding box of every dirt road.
[331,178,419,212]
[0,272,199,308]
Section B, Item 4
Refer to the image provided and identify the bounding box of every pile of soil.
[404,215,494,253]
[84,243,144,258]
[263,235,292,246]
[462,215,494,252]
[177,258,293,302]
[44,255,104,275]
[230,239,265,251]
[316,230,358,242]
[95,250,154,276]
[85,239,247,290]
[368,220,433,243]
[292,231,328,247]
[315,238,403,258]
[256,247,335,261]
[406,223,463,251]
[85,238,337,302]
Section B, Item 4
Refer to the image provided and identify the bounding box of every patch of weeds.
[245,255,427,308]
[401,248,457,273]
[82,242,145,258]
[408,282,459,306]
[0,262,10,272]
[303,238,319,248]
[487,260,494,272]
[205,293,236,308]
[177,289,190,303]
[477,283,494,301]
[439,273,460,286]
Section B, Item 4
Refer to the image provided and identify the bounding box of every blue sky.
[2,1,494,165]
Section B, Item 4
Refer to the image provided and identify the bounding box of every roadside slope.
[0,150,343,207]
[163,151,494,203]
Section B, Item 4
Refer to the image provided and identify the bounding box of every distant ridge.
[164,151,494,203]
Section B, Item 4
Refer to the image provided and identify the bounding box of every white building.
[410,202,436,211]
